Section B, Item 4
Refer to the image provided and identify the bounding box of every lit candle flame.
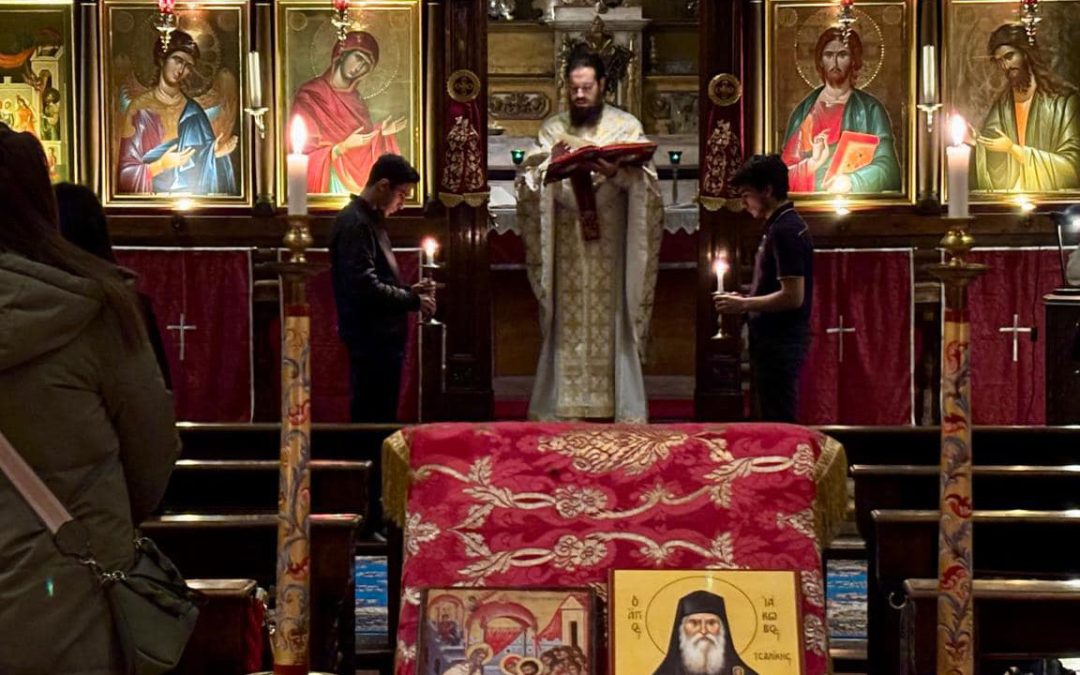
[713,257,728,277]
[833,197,851,216]
[174,197,194,212]
[1016,196,1036,213]
[289,115,307,156]
[422,238,438,264]
[949,114,967,147]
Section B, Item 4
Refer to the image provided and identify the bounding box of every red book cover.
[823,131,879,184]
[545,141,657,184]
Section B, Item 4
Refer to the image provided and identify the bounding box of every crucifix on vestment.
[166,313,197,361]
[998,312,1034,363]
[826,314,857,363]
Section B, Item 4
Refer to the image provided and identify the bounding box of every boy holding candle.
[330,153,435,422]
[715,154,814,422]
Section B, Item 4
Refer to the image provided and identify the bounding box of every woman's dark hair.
[729,154,790,200]
[0,125,145,348]
[56,183,117,263]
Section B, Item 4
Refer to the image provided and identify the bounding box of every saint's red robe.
[291,74,401,193]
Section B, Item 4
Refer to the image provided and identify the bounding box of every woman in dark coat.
[0,124,181,673]
[55,181,172,390]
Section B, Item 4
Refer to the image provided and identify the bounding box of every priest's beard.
[678,629,727,675]
[570,101,604,129]
[1008,65,1033,93]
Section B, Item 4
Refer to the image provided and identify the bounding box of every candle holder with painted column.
[930,112,987,675]
[256,115,328,675]
[710,254,730,340]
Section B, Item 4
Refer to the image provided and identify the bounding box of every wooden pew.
[900,579,1080,674]
[159,459,371,516]
[871,510,1080,675]
[177,422,398,532]
[143,513,362,675]
[822,426,1080,467]
[852,465,1080,536]
[176,579,265,675]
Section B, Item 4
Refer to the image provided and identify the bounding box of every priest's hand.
[978,131,1014,154]
[713,292,749,314]
[214,133,239,158]
[590,157,620,178]
[824,174,853,194]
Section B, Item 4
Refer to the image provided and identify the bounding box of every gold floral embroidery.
[537,428,690,475]
[776,509,818,548]
[404,512,440,557]
[803,614,828,656]
[551,534,608,571]
[800,569,825,608]
[553,486,608,518]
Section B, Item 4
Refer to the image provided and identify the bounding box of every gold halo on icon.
[643,574,759,656]
[793,6,884,90]
[307,12,403,102]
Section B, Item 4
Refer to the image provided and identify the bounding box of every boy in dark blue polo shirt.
[715,154,814,422]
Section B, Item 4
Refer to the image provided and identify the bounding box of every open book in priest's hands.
[543,137,657,184]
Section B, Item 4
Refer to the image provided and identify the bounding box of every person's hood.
[0,251,103,372]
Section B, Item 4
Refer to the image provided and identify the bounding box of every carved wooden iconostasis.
[18,0,1072,424]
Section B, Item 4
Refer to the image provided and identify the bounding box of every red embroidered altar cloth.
[384,422,847,675]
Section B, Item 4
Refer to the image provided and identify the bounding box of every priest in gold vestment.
[516,52,664,422]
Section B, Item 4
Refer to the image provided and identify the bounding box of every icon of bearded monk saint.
[290,30,408,195]
[651,591,759,675]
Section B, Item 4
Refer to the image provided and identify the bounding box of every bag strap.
[0,428,73,534]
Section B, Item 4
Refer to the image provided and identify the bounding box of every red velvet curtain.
[799,249,913,425]
[115,248,253,422]
[300,249,420,423]
[968,248,1061,425]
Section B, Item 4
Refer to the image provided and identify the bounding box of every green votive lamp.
[668,150,683,165]
[510,149,526,166]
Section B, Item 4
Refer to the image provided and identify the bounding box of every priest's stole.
[385,422,848,675]
[115,248,253,422]
[799,249,914,425]
[296,248,421,423]
[968,248,1061,425]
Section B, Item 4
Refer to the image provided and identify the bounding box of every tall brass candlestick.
[265,215,324,675]
[928,218,986,675]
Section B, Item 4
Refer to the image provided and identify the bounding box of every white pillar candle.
[921,45,936,104]
[422,238,438,266]
[246,51,262,109]
[713,257,728,293]
[947,115,970,219]
[287,115,308,216]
